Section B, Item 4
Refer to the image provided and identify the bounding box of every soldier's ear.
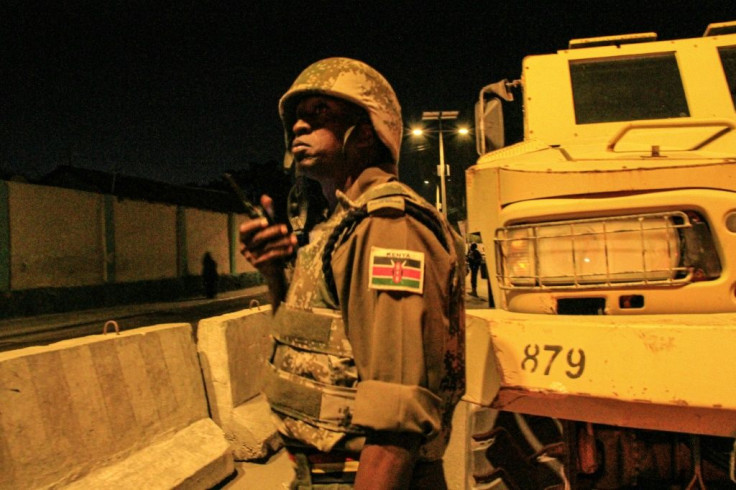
[354,121,375,149]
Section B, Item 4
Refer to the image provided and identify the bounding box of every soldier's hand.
[239,195,297,278]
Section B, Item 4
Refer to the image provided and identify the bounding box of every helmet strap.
[341,125,357,159]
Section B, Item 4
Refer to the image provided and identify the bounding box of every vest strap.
[263,363,360,432]
[272,305,352,357]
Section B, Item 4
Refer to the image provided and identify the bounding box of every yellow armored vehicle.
[464,21,736,488]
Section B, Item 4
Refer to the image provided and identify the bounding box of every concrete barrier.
[0,323,234,489]
[197,305,282,461]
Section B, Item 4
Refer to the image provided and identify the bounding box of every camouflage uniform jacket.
[263,166,465,461]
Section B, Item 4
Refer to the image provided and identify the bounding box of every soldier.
[239,58,465,489]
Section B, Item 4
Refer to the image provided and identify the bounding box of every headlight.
[495,212,711,289]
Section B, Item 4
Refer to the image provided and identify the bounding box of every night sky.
[3,1,736,189]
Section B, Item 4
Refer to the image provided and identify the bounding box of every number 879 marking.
[521,344,586,379]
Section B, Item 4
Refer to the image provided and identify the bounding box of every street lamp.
[412,110,464,217]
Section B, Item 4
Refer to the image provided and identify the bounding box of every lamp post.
[414,110,461,217]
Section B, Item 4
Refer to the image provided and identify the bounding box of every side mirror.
[475,97,505,155]
[475,79,519,156]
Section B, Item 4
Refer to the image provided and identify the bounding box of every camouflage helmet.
[279,57,403,165]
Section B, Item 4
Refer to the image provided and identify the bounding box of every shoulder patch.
[366,196,405,215]
[368,246,424,294]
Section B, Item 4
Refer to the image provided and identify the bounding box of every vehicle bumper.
[465,309,736,437]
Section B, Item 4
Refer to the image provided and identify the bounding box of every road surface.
[0,286,270,352]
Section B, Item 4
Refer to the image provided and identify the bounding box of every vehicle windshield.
[718,45,736,110]
[569,52,690,124]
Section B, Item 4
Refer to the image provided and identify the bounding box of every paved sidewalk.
[0,285,270,338]
[465,269,492,309]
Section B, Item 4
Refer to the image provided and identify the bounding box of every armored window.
[718,45,736,110]
[569,53,689,124]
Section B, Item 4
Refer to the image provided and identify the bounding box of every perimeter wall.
[0,180,259,318]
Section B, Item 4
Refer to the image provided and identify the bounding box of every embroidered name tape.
[366,196,405,214]
[368,247,424,294]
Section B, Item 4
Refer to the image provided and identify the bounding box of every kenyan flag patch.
[369,247,425,294]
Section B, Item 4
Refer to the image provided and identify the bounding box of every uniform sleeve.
[330,212,454,439]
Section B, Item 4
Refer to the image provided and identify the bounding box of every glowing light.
[509,239,527,251]
[501,216,681,287]
[458,127,470,135]
[411,128,424,136]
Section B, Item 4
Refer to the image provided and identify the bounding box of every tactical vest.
[262,180,465,457]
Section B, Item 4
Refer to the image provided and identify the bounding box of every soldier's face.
[290,96,356,181]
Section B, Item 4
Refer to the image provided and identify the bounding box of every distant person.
[238,58,465,488]
[202,252,218,299]
[467,243,483,296]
